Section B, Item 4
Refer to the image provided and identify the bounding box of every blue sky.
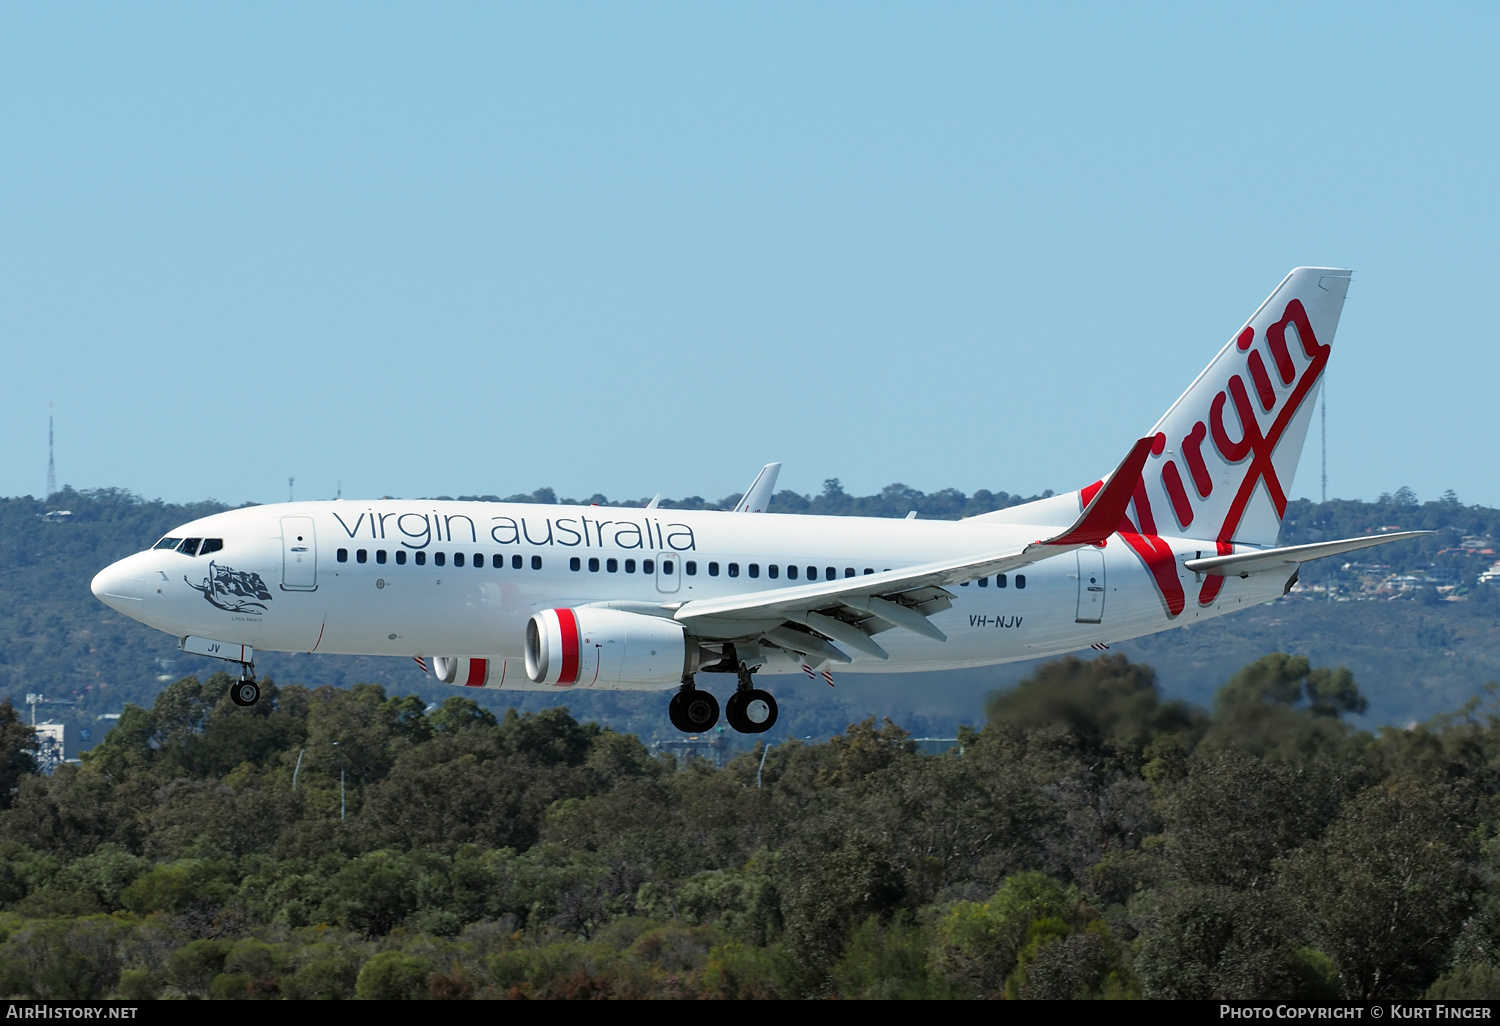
[3,4,1495,510]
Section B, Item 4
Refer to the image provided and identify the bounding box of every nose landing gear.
[229,663,260,707]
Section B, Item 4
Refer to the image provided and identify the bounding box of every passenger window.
[708,562,720,577]
[376,550,387,564]
[977,576,987,587]
[787,565,798,580]
[415,551,427,566]
[570,557,581,571]
[864,568,874,575]
[961,581,969,587]
[728,563,740,578]
[625,559,636,573]
[808,566,819,580]
[748,564,759,578]
[154,537,181,550]
[357,549,368,564]
[455,552,466,567]
[200,539,223,555]
[178,538,201,556]
[512,555,523,570]
[643,559,655,574]
[531,555,542,570]
[768,565,779,579]
[434,552,445,567]
[395,551,407,565]
[996,574,1007,588]
[826,567,836,580]
[845,568,855,578]
[1016,574,1027,589]
[589,557,600,572]
[337,548,349,563]
[685,561,697,575]
[607,558,619,573]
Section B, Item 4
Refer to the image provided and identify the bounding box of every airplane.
[92,268,1427,735]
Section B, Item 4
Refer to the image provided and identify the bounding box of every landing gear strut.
[667,645,780,734]
[724,659,778,734]
[669,677,719,732]
[229,663,260,707]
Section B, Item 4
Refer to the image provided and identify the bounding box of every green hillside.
[2,485,1496,756]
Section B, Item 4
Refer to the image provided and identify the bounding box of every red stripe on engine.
[556,608,580,684]
[465,658,487,687]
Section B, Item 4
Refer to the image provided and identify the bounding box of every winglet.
[1041,437,1153,547]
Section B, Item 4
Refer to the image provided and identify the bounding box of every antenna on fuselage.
[289,476,294,503]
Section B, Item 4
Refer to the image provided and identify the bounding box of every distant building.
[652,732,727,768]
[1480,562,1500,586]
[33,722,65,773]
[912,737,963,755]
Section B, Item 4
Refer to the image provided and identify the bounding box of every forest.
[3,651,1500,1000]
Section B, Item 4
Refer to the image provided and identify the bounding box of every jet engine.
[525,607,702,689]
[431,655,501,688]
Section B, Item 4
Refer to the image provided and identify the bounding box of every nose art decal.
[185,561,274,613]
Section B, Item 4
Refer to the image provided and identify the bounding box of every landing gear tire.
[230,680,260,707]
[669,688,720,733]
[725,689,778,734]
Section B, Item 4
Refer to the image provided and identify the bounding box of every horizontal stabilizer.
[1183,531,1431,577]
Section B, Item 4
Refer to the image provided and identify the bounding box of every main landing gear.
[667,654,779,735]
[229,662,260,707]
[669,682,719,733]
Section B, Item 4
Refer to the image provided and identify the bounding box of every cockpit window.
[200,538,223,555]
[154,537,181,550]
[177,538,202,556]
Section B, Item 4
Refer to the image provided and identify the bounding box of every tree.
[1280,779,1477,998]
[985,655,1206,756]
[0,698,38,808]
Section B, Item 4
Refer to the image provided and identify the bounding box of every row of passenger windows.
[571,557,671,574]
[338,548,544,570]
[967,573,1026,589]
[334,548,1024,589]
[154,537,224,556]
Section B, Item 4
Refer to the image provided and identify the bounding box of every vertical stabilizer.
[1138,267,1349,550]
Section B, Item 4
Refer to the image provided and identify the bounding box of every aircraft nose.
[91,560,146,616]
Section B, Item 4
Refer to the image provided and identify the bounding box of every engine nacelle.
[430,655,502,688]
[525,607,693,689]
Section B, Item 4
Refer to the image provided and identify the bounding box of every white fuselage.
[92,498,1289,691]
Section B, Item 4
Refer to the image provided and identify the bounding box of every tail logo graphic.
[1083,297,1331,618]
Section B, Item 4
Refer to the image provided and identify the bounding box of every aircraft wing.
[1183,531,1432,577]
[674,438,1154,654]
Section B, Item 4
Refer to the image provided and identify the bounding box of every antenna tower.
[47,402,56,500]
[1320,385,1327,505]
